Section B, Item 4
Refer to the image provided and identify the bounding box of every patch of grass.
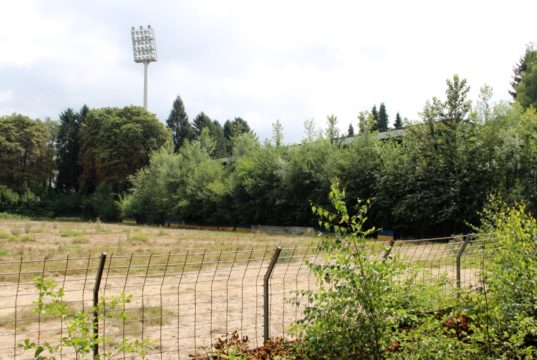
[24,224,44,234]
[128,232,149,242]
[0,218,313,260]
[71,237,89,244]
[0,248,9,256]
[19,235,36,243]
[59,229,83,237]
[94,223,111,233]
[123,306,175,333]
[0,302,78,330]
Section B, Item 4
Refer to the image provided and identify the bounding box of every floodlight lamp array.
[131,25,157,63]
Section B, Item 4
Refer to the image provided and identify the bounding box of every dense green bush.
[291,183,425,358]
[289,186,537,359]
[0,185,20,213]
[470,200,537,358]
[120,130,229,224]
[0,185,43,216]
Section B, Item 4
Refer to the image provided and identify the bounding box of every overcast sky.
[1,0,535,143]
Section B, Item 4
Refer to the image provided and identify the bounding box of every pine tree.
[347,123,355,137]
[371,105,380,131]
[509,54,528,100]
[56,106,86,192]
[378,103,389,132]
[192,112,213,139]
[209,120,227,158]
[223,117,252,155]
[166,96,192,152]
[394,112,403,129]
[223,117,251,140]
[509,45,537,100]
[512,45,537,109]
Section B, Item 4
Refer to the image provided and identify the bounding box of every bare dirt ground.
[0,219,316,359]
[0,219,481,359]
[0,253,319,359]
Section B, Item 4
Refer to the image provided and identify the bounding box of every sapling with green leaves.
[291,181,420,359]
[18,276,154,359]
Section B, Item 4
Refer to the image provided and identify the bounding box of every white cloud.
[0,0,535,141]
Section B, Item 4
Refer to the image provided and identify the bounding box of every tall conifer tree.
[56,105,86,192]
[394,112,403,129]
[371,105,380,131]
[378,103,389,132]
[166,96,192,152]
[347,123,355,137]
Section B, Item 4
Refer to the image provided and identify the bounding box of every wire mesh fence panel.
[0,255,103,359]
[391,236,464,284]
[98,248,276,359]
[458,234,499,290]
[0,234,493,359]
[266,246,325,341]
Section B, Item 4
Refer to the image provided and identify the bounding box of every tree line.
[1,45,537,237]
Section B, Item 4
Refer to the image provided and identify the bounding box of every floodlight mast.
[131,25,157,110]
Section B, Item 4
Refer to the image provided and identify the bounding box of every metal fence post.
[383,239,396,260]
[456,236,470,290]
[264,247,281,343]
[93,253,107,359]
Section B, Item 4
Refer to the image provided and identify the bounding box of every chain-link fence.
[0,235,490,359]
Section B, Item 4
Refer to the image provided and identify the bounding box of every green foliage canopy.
[0,114,53,191]
[78,106,168,192]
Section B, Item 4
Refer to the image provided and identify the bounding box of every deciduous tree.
[78,106,168,192]
[272,120,284,147]
[0,114,53,191]
[442,74,471,126]
[325,114,339,143]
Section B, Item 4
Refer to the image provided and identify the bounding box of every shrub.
[470,200,537,358]
[291,182,419,359]
[0,185,19,212]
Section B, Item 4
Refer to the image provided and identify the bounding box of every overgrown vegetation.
[195,187,537,359]
[287,183,448,358]
[2,47,537,237]
[288,187,537,359]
